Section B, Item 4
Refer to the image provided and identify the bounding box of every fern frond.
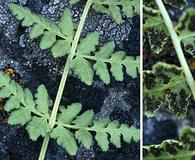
[71,32,140,85]
[0,71,51,140]
[0,71,139,155]
[51,103,140,155]
[9,4,75,57]
[92,0,140,24]
[70,0,139,24]
[143,62,191,118]
[9,5,140,85]
[144,127,195,160]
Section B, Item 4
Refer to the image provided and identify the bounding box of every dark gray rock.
[0,0,140,159]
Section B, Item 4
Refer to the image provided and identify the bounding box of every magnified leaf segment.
[144,62,191,118]
[176,9,195,56]
[144,127,195,160]
[143,5,169,54]
[144,0,195,55]
[7,0,140,159]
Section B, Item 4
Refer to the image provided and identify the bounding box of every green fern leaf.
[51,125,78,156]
[75,129,93,149]
[26,116,50,141]
[95,132,109,151]
[93,119,140,151]
[92,0,139,24]
[35,85,50,115]
[58,103,82,123]
[110,51,126,81]
[71,55,94,85]
[51,40,71,58]
[72,110,94,127]
[124,125,140,142]
[0,87,12,98]
[52,103,140,155]
[144,62,191,118]
[95,41,115,59]
[107,120,121,148]
[0,72,10,86]
[8,108,31,125]
[69,0,80,4]
[9,4,74,57]
[109,5,122,24]
[24,88,36,108]
[77,32,99,55]
[30,24,44,39]
[58,9,75,39]
[4,95,20,112]
[71,32,140,85]
[93,61,110,84]
[0,71,51,140]
[40,31,56,49]
[123,56,140,78]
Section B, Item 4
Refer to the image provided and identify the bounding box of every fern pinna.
[0,71,139,155]
[3,0,140,159]
[9,4,139,85]
[144,127,195,159]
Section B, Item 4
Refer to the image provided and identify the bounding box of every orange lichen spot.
[5,67,15,76]
[188,59,195,70]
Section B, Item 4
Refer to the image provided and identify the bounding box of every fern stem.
[56,122,133,133]
[38,0,93,159]
[38,135,50,160]
[80,54,111,63]
[49,0,93,130]
[155,0,195,100]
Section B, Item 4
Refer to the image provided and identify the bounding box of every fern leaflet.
[144,127,195,160]
[0,71,51,140]
[70,0,140,24]
[0,71,139,155]
[9,4,75,57]
[52,103,140,155]
[9,4,139,85]
[144,62,191,118]
[71,32,140,85]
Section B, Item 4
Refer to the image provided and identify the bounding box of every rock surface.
[0,0,140,159]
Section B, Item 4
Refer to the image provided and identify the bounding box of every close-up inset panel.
[0,0,140,159]
[143,0,195,159]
